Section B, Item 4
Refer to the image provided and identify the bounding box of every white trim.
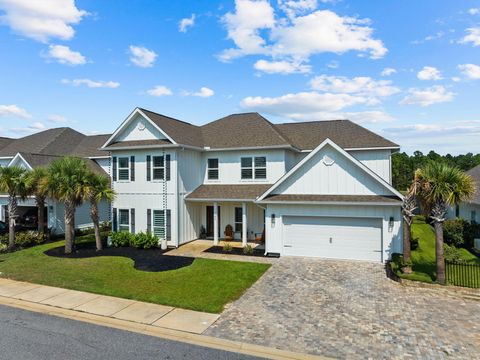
[87,156,110,159]
[185,198,255,202]
[0,156,13,160]
[101,107,178,149]
[203,145,301,152]
[258,200,401,206]
[99,144,203,152]
[8,153,33,170]
[256,138,404,202]
[300,146,400,152]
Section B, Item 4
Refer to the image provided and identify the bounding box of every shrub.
[463,221,480,250]
[100,221,112,233]
[0,234,7,246]
[443,219,465,248]
[14,231,46,248]
[444,244,467,263]
[410,237,419,251]
[243,244,254,255]
[130,232,159,249]
[223,242,233,252]
[0,243,6,252]
[110,231,134,247]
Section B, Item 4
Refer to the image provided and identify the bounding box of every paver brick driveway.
[206,257,480,359]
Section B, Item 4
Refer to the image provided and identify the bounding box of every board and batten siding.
[273,144,395,196]
[265,203,402,261]
[349,149,392,184]
[116,113,168,142]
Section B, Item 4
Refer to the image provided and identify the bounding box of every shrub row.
[444,218,480,249]
[0,231,47,249]
[110,231,159,249]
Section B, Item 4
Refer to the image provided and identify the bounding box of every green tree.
[0,166,28,250]
[25,167,49,234]
[414,163,476,284]
[85,172,116,251]
[44,157,89,254]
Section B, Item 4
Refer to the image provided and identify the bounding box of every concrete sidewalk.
[0,278,219,334]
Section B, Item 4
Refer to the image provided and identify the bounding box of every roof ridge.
[139,108,198,127]
[37,127,85,154]
[255,113,294,147]
[278,119,348,125]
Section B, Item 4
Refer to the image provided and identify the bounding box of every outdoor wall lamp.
[388,217,394,232]
[271,214,276,227]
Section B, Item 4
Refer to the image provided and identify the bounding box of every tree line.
[393,151,480,191]
[0,157,115,254]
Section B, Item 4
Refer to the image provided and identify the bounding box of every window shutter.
[112,207,117,231]
[112,157,117,182]
[130,208,135,234]
[130,156,135,181]
[147,209,151,234]
[166,154,171,181]
[146,155,151,181]
[166,210,171,241]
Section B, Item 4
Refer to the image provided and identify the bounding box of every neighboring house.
[448,165,480,223]
[0,128,111,234]
[103,108,403,262]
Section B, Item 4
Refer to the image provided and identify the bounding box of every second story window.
[241,156,267,180]
[207,158,219,180]
[118,157,130,181]
[152,156,164,180]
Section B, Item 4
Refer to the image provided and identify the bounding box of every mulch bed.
[44,242,195,272]
[204,245,266,257]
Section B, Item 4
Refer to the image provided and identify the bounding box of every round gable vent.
[137,121,146,131]
[322,154,335,166]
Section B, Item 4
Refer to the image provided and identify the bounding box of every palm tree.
[401,176,422,274]
[414,163,475,284]
[0,166,28,250]
[44,157,89,254]
[25,167,49,234]
[85,172,115,251]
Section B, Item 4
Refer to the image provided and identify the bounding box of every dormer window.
[241,156,267,180]
[207,158,219,180]
[118,157,130,181]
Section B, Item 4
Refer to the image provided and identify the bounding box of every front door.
[206,206,221,238]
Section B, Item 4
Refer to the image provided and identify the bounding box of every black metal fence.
[445,260,480,288]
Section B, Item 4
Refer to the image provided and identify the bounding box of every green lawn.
[0,236,270,313]
[392,217,480,284]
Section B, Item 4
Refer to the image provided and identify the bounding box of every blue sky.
[1,0,480,154]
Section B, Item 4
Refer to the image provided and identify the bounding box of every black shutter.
[146,155,151,181]
[130,208,135,234]
[166,210,171,241]
[112,207,117,232]
[147,209,151,234]
[112,157,117,182]
[130,156,135,181]
[166,154,171,181]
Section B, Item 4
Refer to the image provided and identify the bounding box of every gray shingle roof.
[0,137,13,152]
[466,165,480,204]
[186,184,273,201]
[72,134,111,157]
[262,194,402,203]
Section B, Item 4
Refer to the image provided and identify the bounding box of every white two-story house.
[102,108,403,262]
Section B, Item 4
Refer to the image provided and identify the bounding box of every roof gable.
[258,138,403,202]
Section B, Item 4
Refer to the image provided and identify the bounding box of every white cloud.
[381,67,396,76]
[458,63,480,80]
[61,78,120,88]
[326,60,339,69]
[47,114,68,123]
[46,44,86,65]
[417,66,443,81]
[460,27,480,46]
[399,85,454,107]
[254,59,311,74]
[179,14,195,33]
[310,75,400,98]
[0,104,31,118]
[278,0,318,19]
[0,0,87,42]
[219,1,386,63]
[10,121,47,134]
[383,123,480,138]
[468,8,480,15]
[128,45,157,68]
[146,85,173,97]
[412,31,445,45]
[191,87,215,98]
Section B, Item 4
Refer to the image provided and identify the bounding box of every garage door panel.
[283,216,382,262]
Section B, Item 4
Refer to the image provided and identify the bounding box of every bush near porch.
[391,217,480,285]
[0,235,270,313]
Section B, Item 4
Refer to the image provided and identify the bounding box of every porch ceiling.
[185,184,273,202]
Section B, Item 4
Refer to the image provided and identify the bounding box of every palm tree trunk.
[90,200,102,251]
[64,201,75,254]
[36,196,45,234]
[7,194,17,251]
[434,221,445,284]
[402,220,412,273]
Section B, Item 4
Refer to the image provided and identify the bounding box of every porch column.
[213,202,219,245]
[242,202,247,246]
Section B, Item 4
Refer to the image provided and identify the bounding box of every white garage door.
[283,216,383,262]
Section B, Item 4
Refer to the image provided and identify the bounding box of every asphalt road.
[0,305,262,360]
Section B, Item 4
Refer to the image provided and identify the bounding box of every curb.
[0,295,329,360]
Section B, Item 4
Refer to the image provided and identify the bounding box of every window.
[455,205,460,217]
[241,156,267,180]
[152,156,164,180]
[472,210,477,223]
[235,207,243,233]
[118,157,129,181]
[152,209,171,240]
[207,158,219,180]
[118,209,130,232]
